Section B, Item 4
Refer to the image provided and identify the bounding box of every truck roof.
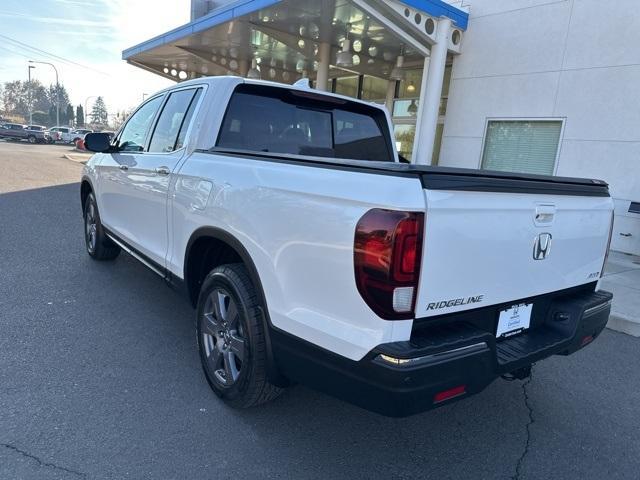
[156,75,388,112]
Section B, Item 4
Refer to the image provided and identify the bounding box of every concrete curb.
[62,153,89,165]
[607,314,640,337]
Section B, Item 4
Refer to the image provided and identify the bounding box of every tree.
[66,104,75,126]
[90,96,108,125]
[47,83,71,125]
[76,104,84,127]
[1,79,71,126]
[2,81,24,115]
[48,105,57,125]
[32,111,49,125]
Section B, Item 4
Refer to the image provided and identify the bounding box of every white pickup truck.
[81,77,614,416]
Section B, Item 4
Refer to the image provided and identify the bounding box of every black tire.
[83,192,121,261]
[27,135,36,144]
[197,264,282,408]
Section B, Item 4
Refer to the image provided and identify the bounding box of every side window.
[118,96,163,152]
[148,88,201,153]
[175,89,202,150]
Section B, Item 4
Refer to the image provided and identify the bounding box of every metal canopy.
[122,0,468,84]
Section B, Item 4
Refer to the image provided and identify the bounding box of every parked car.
[0,123,47,143]
[80,77,615,417]
[47,126,74,143]
[71,129,93,145]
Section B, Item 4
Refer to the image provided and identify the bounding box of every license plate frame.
[496,303,533,339]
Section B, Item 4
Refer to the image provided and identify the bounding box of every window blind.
[481,120,562,175]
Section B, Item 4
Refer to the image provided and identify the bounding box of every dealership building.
[123,0,640,255]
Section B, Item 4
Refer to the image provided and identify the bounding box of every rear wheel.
[197,264,282,408]
[27,135,36,144]
[83,192,120,260]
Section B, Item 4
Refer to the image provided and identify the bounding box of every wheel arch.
[80,176,94,213]
[184,226,288,386]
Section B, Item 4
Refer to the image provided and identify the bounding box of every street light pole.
[85,96,97,127]
[29,60,59,126]
[27,65,35,125]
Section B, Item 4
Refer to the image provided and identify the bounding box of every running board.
[105,232,166,278]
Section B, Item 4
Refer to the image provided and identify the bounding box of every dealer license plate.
[496,303,532,338]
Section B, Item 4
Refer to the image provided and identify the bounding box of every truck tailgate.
[414,172,613,318]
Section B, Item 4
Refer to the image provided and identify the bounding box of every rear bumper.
[271,289,612,417]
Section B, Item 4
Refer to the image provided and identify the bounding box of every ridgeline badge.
[427,295,485,311]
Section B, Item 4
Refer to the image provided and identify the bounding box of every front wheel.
[27,135,36,144]
[197,264,283,409]
[83,192,120,260]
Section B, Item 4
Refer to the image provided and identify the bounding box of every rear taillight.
[600,211,615,278]
[354,209,424,320]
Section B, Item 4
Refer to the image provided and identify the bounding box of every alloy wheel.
[85,202,97,253]
[201,288,246,386]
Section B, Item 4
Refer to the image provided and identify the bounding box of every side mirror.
[84,132,113,153]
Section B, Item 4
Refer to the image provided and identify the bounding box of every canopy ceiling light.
[247,58,261,79]
[336,24,354,68]
[390,54,405,81]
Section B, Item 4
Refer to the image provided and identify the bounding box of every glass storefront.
[361,75,388,102]
[398,69,423,99]
[393,124,416,161]
[334,76,359,98]
[331,62,452,164]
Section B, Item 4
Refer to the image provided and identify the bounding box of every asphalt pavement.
[1,141,639,479]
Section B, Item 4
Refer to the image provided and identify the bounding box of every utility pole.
[29,60,59,126]
[28,64,35,125]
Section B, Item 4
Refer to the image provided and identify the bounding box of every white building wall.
[440,0,640,254]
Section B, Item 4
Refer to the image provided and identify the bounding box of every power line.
[0,44,32,61]
[0,33,110,77]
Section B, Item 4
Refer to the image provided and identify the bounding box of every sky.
[0,0,190,115]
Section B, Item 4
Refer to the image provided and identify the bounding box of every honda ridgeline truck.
[80,77,614,417]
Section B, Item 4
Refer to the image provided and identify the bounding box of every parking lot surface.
[1,141,639,479]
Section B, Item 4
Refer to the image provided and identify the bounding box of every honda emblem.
[533,233,552,260]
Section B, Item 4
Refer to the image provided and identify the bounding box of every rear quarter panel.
[169,153,426,360]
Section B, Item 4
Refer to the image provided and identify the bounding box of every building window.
[481,120,563,175]
[393,99,419,118]
[398,69,423,99]
[360,75,388,102]
[334,76,359,98]
[393,124,416,161]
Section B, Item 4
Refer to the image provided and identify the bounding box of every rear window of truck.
[216,84,394,162]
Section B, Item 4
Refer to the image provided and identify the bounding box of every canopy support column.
[316,42,331,91]
[413,18,451,165]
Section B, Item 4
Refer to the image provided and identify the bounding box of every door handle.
[155,166,171,175]
[119,165,128,171]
